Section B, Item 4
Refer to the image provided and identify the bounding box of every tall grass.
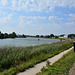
[36,49,75,75]
[0,39,74,75]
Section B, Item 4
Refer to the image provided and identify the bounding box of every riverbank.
[17,47,73,75]
[0,39,74,75]
[37,49,75,75]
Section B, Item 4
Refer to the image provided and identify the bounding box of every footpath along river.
[17,47,73,75]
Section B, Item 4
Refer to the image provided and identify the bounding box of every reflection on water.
[0,37,60,47]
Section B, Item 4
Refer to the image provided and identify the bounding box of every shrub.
[46,61,50,67]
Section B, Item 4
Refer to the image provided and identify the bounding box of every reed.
[0,39,74,75]
[36,49,75,75]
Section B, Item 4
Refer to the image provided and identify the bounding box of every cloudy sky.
[0,0,75,35]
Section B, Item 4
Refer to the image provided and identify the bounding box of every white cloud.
[0,11,7,15]
[18,16,32,27]
[0,0,9,6]
[69,14,75,18]
[0,0,75,12]
[26,21,32,24]
[0,14,12,23]
[49,16,63,23]
[11,0,17,10]
[49,6,53,11]
[65,22,75,26]
[19,16,25,27]
[18,15,47,27]
[20,16,47,20]
[67,14,75,21]
[49,16,54,20]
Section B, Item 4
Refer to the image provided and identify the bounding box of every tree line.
[0,32,57,39]
[0,31,27,39]
[35,34,58,38]
[0,31,75,39]
[68,34,75,38]
[0,32,59,39]
[0,31,16,39]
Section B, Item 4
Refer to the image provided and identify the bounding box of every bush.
[41,67,48,72]
[46,61,50,67]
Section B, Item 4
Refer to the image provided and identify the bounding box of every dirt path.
[17,47,73,75]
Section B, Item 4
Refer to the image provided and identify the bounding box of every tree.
[70,34,75,37]
[11,32,16,38]
[0,31,5,39]
[0,31,1,38]
[4,33,8,38]
[68,34,75,38]
[0,31,17,39]
[22,34,26,38]
[1,33,4,39]
[41,35,44,37]
[9,34,12,38]
[36,35,39,37]
[50,34,54,37]
[9,32,16,38]
[55,36,58,38]
[45,35,50,38]
[59,34,65,37]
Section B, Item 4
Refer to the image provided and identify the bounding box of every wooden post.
[73,41,75,52]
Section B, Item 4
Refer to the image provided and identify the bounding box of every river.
[0,37,60,47]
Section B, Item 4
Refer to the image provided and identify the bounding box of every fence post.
[73,41,75,52]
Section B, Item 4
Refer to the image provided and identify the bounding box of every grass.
[36,49,75,75]
[0,39,74,75]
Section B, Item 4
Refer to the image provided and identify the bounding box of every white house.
[59,35,68,39]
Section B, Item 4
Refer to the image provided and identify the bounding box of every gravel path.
[17,47,73,75]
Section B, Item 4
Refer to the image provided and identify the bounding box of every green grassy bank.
[36,49,75,75]
[0,39,74,75]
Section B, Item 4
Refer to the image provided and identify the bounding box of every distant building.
[64,35,68,38]
[68,34,75,39]
[59,35,68,39]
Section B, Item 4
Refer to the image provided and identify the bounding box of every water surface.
[0,37,60,47]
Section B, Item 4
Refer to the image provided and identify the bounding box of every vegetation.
[36,49,75,75]
[0,31,17,39]
[0,31,75,39]
[44,34,55,38]
[36,35,40,37]
[0,39,74,75]
[59,34,65,37]
[50,34,54,37]
[0,31,27,39]
[68,34,75,38]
